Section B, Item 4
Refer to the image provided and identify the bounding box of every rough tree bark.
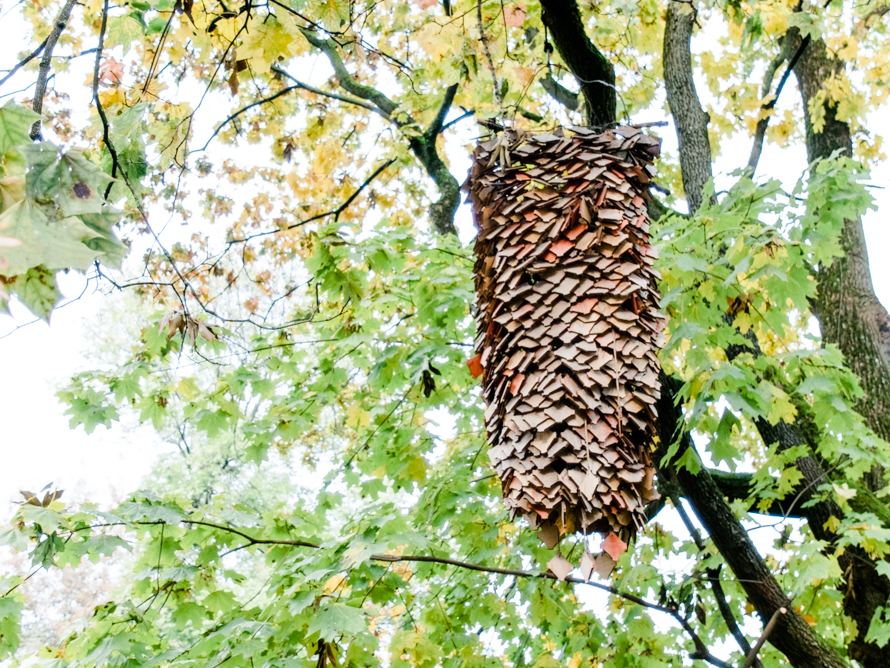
[539,0,616,127]
[789,28,890,668]
[663,1,712,213]
[656,377,847,668]
[790,30,890,454]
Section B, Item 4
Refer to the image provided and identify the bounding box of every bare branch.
[746,36,809,175]
[540,73,579,111]
[0,36,48,88]
[270,64,392,121]
[91,0,119,197]
[29,0,77,139]
[743,608,787,668]
[299,29,401,119]
[666,482,760,668]
[195,84,302,152]
[476,0,504,116]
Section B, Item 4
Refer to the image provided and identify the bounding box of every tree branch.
[663,0,712,213]
[425,83,457,139]
[655,373,846,668]
[196,83,302,152]
[540,73,579,111]
[743,608,787,668]
[665,480,760,667]
[539,0,615,127]
[299,29,400,119]
[476,0,504,115]
[296,30,458,235]
[29,0,77,139]
[85,518,729,668]
[91,0,119,198]
[0,36,48,88]
[270,65,390,121]
[746,36,809,175]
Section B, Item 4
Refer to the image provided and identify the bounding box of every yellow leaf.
[322,574,347,594]
[416,22,460,63]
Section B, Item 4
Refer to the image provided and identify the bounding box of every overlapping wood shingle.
[468,126,665,560]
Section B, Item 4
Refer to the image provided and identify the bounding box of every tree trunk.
[539,0,616,127]
[790,30,890,668]
[663,1,713,214]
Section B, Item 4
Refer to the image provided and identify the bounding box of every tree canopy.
[2,0,890,667]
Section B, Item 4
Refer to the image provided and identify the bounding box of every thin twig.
[194,83,301,152]
[91,0,119,196]
[0,36,48,88]
[30,0,77,139]
[227,159,394,244]
[742,607,786,668]
[476,0,504,116]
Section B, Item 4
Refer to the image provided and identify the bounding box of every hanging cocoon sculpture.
[468,125,665,577]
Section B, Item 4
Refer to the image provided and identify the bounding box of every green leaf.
[0,201,102,276]
[866,606,890,648]
[10,265,59,321]
[82,534,132,560]
[0,102,38,154]
[307,603,366,640]
[106,15,145,53]
[172,601,208,629]
[202,590,237,614]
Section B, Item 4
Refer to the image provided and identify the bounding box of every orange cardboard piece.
[570,298,598,314]
[549,240,574,257]
[602,532,627,561]
[467,354,484,379]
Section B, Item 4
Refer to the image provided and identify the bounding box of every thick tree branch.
[29,0,77,139]
[297,30,458,235]
[665,480,760,667]
[300,29,400,118]
[540,73,579,111]
[426,83,457,139]
[655,374,847,668]
[663,0,712,214]
[539,0,616,127]
[270,65,389,120]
